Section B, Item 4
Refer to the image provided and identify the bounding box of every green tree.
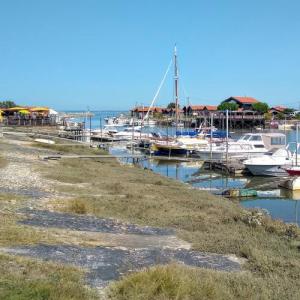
[217,102,238,111]
[167,102,179,109]
[252,102,269,113]
[0,100,17,108]
[283,108,294,114]
[277,112,285,120]
[264,112,272,121]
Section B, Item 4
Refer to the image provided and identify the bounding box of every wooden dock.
[149,156,200,162]
[203,160,246,175]
[40,154,146,160]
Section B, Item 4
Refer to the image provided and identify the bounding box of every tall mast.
[174,45,179,133]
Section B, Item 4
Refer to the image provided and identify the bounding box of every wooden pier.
[203,160,246,175]
[149,156,200,162]
[40,154,146,160]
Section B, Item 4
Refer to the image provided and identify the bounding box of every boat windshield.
[239,134,251,141]
[249,135,262,141]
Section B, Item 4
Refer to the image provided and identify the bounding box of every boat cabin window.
[271,137,285,145]
[249,135,262,141]
[254,145,265,148]
[240,134,251,141]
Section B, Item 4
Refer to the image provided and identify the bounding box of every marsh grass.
[31,141,107,155]
[0,156,8,168]
[0,191,97,299]
[68,199,87,214]
[0,193,56,247]
[108,264,274,300]
[43,155,300,299]
[0,254,98,300]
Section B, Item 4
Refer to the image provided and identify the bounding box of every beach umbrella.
[30,107,49,112]
[19,109,30,115]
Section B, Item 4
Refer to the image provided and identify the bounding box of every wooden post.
[210,113,213,162]
[89,113,92,146]
[226,110,229,164]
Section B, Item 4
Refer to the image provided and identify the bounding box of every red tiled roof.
[204,105,218,111]
[189,105,205,110]
[271,106,286,112]
[232,97,259,104]
[132,106,163,113]
[187,105,217,111]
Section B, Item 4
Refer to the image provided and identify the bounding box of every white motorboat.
[113,128,154,141]
[243,142,300,176]
[195,132,286,160]
[176,136,208,150]
[106,115,156,127]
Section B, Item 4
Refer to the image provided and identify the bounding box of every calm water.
[71,111,300,226]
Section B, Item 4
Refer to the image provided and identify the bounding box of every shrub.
[68,199,87,214]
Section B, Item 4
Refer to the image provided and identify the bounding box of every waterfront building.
[221,96,259,110]
[131,106,163,119]
[182,105,218,116]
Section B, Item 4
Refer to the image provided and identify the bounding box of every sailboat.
[152,46,208,155]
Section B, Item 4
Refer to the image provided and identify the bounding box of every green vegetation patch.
[108,264,273,300]
[37,144,300,299]
[0,156,8,168]
[0,254,98,300]
[31,141,107,155]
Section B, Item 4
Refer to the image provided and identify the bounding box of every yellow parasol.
[19,109,30,115]
[30,107,49,112]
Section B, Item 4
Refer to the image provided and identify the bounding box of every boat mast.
[174,45,179,133]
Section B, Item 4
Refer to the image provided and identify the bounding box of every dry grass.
[68,199,87,214]
[0,191,99,299]
[42,155,300,299]
[31,141,107,155]
[1,138,300,299]
[0,157,8,168]
[0,254,98,300]
[108,264,274,300]
[0,193,56,247]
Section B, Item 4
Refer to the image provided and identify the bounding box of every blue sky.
[1,0,300,110]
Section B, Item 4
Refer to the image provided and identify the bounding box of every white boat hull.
[196,150,267,160]
[245,164,289,176]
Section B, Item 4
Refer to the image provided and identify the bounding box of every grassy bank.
[1,135,300,299]
[32,142,107,155]
[0,254,97,300]
[0,192,99,300]
[0,157,8,168]
[39,144,300,299]
[108,264,272,300]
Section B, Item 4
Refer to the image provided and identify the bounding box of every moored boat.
[243,148,294,176]
[151,140,188,156]
[285,166,300,176]
[195,132,286,160]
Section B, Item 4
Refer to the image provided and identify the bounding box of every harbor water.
[72,111,300,226]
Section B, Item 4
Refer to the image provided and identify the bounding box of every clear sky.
[1,0,300,111]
